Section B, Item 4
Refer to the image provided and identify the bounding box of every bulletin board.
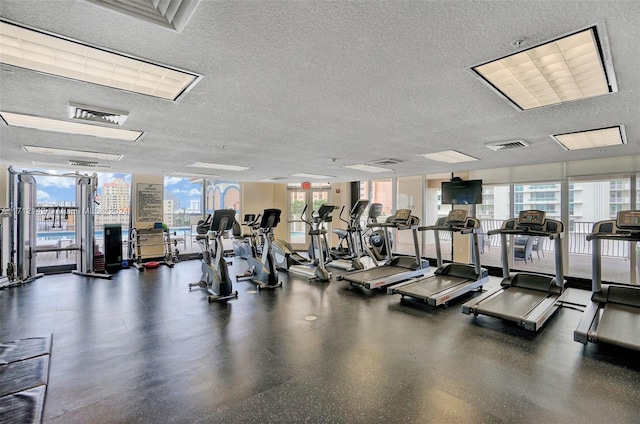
[136,183,163,223]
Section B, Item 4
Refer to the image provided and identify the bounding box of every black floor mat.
[0,335,52,366]
[0,335,52,424]
[0,385,46,424]
[0,356,50,397]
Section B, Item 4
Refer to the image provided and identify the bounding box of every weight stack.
[94,251,106,272]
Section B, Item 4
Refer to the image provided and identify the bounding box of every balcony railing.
[435,219,633,259]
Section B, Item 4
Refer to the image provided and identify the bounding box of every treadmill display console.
[447,209,468,225]
[392,209,412,223]
[616,210,640,229]
[517,210,546,227]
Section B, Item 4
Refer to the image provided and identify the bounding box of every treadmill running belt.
[397,276,467,299]
[341,266,407,283]
[596,303,640,351]
[476,287,551,322]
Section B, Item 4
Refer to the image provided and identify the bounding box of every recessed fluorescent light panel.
[187,162,251,171]
[32,161,112,171]
[1,111,143,141]
[472,26,616,110]
[291,173,335,180]
[343,164,393,173]
[0,19,201,101]
[23,145,123,161]
[553,126,626,151]
[169,172,220,178]
[421,150,479,163]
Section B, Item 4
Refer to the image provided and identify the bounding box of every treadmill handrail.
[586,231,640,242]
[368,222,417,229]
[488,228,562,239]
[419,224,476,234]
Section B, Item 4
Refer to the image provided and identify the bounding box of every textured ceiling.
[0,1,639,183]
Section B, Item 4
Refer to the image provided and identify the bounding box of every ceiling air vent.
[485,140,530,151]
[68,103,129,126]
[87,0,201,33]
[68,160,99,167]
[371,158,403,166]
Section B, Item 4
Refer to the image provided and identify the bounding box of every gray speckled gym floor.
[1,259,639,423]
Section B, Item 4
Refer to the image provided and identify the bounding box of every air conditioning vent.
[485,140,530,151]
[68,103,129,126]
[371,158,403,166]
[86,0,201,33]
[68,160,99,167]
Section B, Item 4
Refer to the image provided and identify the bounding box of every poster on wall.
[136,183,163,223]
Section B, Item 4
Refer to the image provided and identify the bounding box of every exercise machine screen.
[517,210,546,227]
[616,210,640,229]
[447,209,468,225]
[393,209,412,223]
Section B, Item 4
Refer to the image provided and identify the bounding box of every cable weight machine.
[2,167,111,289]
[72,175,112,279]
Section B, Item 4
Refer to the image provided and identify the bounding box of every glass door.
[287,186,330,250]
[397,176,423,256]
[288,189,307,248]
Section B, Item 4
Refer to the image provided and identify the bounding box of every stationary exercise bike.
[188,209,238,302]
[236,208,283,290]
[232,213,260,259]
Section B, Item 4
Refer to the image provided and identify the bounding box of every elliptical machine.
[236,208,283,290]
[189,209,238,302]
[272,204,337,282]
[365,203,393,264]
[328,199,370,271]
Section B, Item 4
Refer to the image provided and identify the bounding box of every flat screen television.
[441,179,483,205]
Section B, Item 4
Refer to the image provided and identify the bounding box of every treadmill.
[461,210,565,331]
[336,208,429,290]
[574,210,640,351]
[390,209,489,306]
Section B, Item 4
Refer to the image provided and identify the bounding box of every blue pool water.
[37,227,192,242]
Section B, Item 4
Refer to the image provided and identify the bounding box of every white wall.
[469,155,640,184]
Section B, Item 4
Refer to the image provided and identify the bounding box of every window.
[371,179,393,220]
[95,172,131,236]
[568,178,630,283]
[477,184,510,268]
[514,192,523,204]
[511,182,561,273]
